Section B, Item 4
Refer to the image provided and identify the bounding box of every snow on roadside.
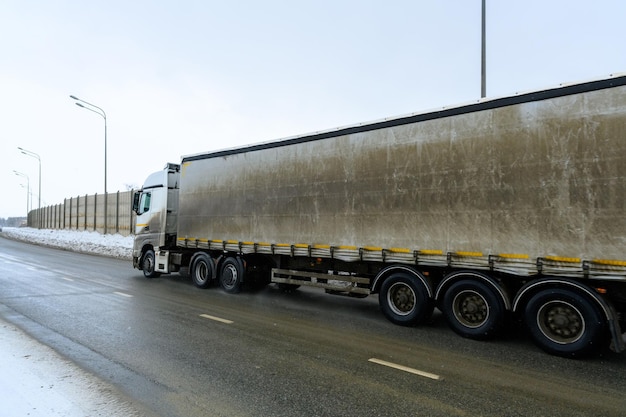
[0,227,133,260]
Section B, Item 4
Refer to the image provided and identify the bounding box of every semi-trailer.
[132,74,626,357]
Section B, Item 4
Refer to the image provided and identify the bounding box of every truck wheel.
[524,288,607,358]
[190,253,215,289]
[220,257,244,294]
[142,249,161,278]
[379,273,433,326]
[442,280,504,339]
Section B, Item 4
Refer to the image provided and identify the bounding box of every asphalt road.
[1,236,625,417]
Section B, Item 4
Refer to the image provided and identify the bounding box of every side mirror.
[132,192,141,214]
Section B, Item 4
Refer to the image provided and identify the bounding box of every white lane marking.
[200,314,234,324]
[368,358,443,381]
[62,277,74,282]
[114,291,133,298]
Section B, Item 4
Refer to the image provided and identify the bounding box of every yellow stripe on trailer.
[591,259,626,267]
[313,244,331,249]
[544,256,581,263]
[389,247,411,254]
[498,253,530,259]
[419,249,443,255]
[455,251,484,257]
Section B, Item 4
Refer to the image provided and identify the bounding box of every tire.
[378,272,433,326]
[442,279,505,340]
[190,253,215,289]
[524,288,607,358]
[220,257,244,294]
[142,249,161,278]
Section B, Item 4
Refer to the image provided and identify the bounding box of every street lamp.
[70,95,108,234]
[481,0,487,98]
[18,147,41,228]
[13,170,30,214]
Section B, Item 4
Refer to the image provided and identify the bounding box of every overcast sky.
[1,0,625,219]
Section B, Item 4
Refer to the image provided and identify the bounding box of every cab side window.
[140,192,151,214]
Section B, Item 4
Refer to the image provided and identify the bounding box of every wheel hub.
[453,290,488,328]
[537,301,585,344]
[144,257,153,271]
[465,301,479,314]
[388,283,415,316]
[223,265,237,287]
[545,305,581,338]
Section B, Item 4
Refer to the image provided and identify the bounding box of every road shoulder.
[0,317,146,416]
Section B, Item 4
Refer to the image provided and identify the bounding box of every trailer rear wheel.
[142,249,161,278]
[379,273,433,326]
[191,253,215,289]
[442,280,504,339]
[220,257,244,294]
[524,288,606,358]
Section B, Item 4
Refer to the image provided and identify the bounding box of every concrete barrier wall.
[28,190,136,236]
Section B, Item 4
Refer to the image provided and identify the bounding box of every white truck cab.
[132,163,180,276]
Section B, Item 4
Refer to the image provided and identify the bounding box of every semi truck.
[132,74,626,358]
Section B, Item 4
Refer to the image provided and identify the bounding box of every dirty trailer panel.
[178,78,626,263]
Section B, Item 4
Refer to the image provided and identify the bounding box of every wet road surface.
[1,236,625,416]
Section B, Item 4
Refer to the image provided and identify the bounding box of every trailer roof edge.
[182,73,626,162]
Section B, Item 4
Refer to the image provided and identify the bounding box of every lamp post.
[481,0,487,98]
[17,147,41,228]
[70,95,108,234]
[14,170,30,215]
